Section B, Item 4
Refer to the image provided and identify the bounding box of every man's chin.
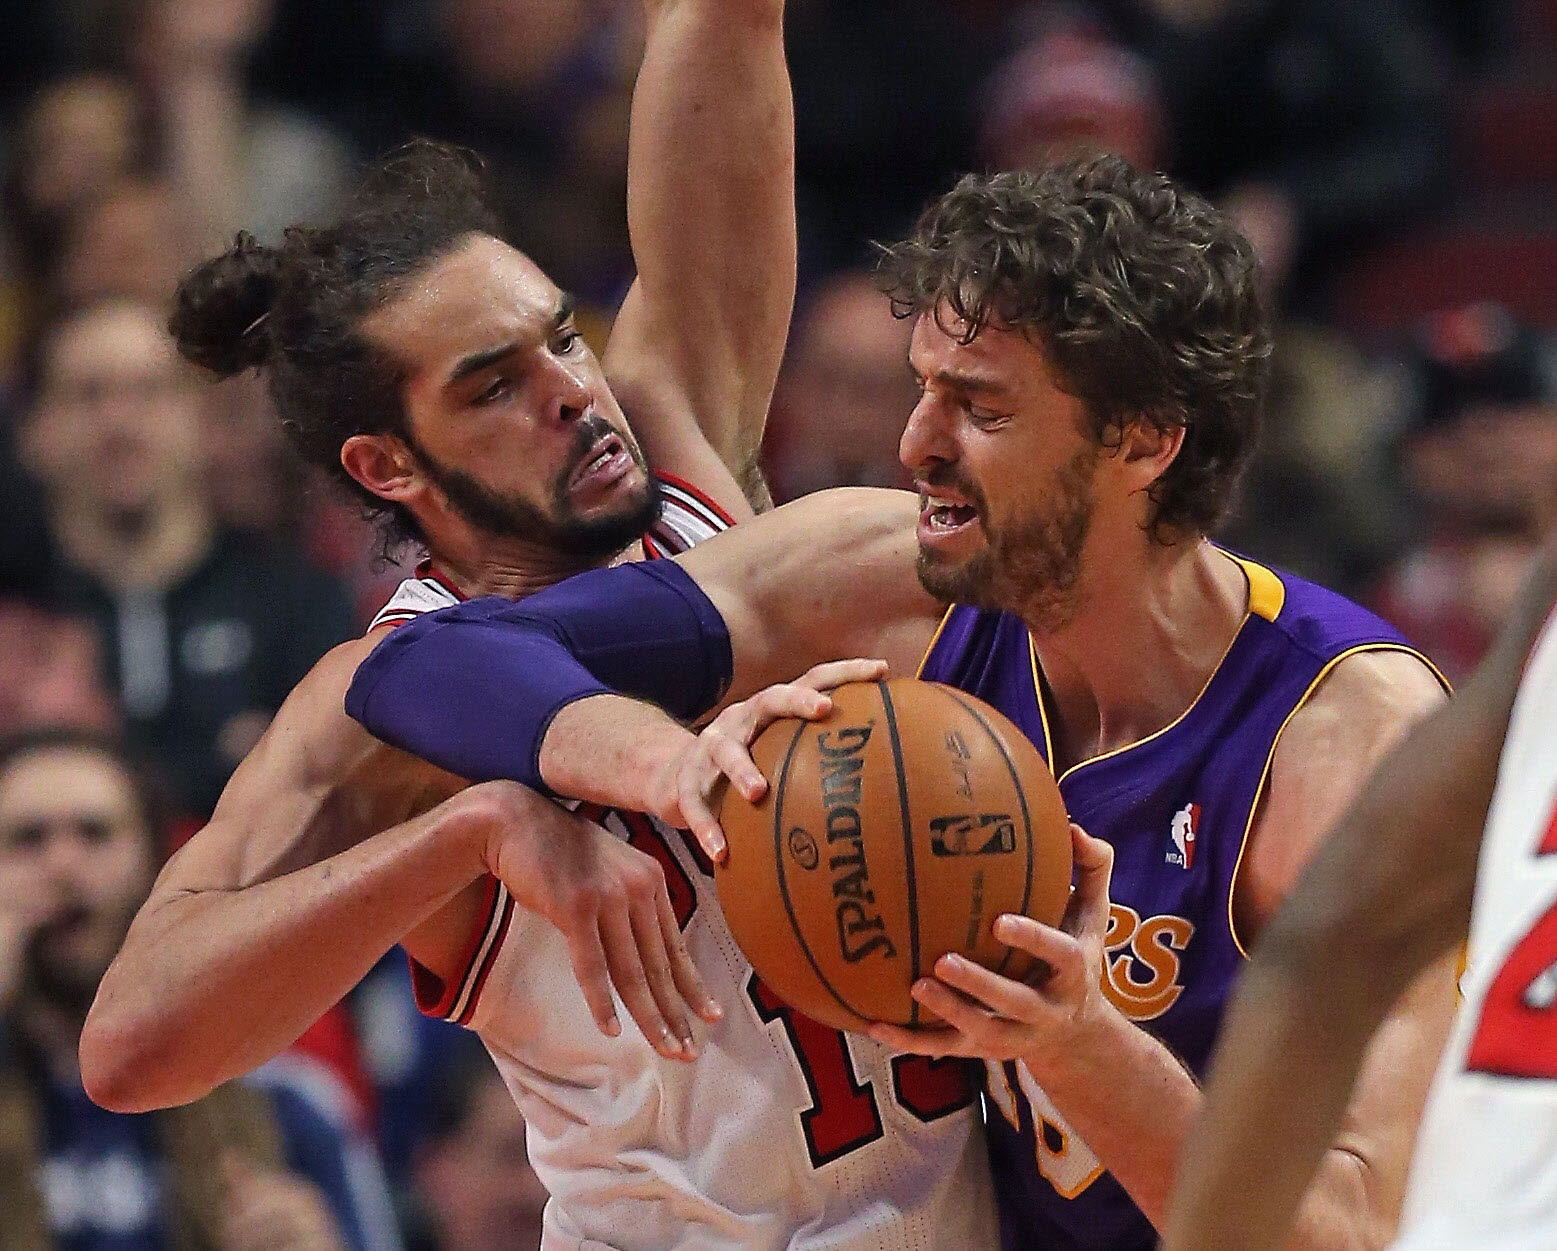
[915,547,997,608]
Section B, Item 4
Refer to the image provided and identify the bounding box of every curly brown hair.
[877,153,1272,541]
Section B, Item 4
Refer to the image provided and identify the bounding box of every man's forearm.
[619,0,794,468]
[346,561,732,791]
[1037,1004,1394,1245]
[539,694,695,813]
[1030,1003,1199,1229]
[81,796,489,1111]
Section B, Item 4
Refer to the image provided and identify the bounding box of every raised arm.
[603,0,796,516]
[1165,542,1557,1251]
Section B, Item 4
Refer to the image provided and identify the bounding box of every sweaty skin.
[80,0,797,1111]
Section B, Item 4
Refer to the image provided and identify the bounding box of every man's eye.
[473,378,511,406]
[78,819,114,845]
[556,330,583,354]
[968,406,1008,427]
[2,823,43,852]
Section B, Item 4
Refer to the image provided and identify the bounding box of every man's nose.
[899,394,955,476]
[541,356,593,425]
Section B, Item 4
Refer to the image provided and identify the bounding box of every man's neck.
[1028,537,1249,774]
[56,494,213,595]
[428,531,635,601]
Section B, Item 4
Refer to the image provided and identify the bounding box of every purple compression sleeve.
[344,560,733,791]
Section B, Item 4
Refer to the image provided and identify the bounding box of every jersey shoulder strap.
[367,561,465,631]
[643,472,737,557]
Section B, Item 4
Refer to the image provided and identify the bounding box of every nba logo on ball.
[1167,803,1199,870]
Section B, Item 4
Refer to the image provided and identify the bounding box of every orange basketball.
[714,678,1072,1033]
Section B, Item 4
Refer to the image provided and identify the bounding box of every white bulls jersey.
[370,476,997,1251]
[1392,608,1557,1251]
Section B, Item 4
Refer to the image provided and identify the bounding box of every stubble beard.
[916,441,1100,633]
[412,416,662,567]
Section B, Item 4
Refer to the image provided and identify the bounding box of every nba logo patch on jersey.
[1166,803,1199,869]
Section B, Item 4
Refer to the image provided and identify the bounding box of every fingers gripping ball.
[715,679,1071,1032]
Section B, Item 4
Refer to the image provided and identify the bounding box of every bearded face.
[915,440,1100,631]
[411,409,661,566]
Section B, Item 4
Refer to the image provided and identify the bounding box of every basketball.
[714,678,1072,1033]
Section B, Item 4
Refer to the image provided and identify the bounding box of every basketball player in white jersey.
[1165,534,1557,1251]
[80,1,1000,1245]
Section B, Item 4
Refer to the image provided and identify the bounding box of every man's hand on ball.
[456,781,721,1061]
[663,658,889,863]
[869,825,1117,1066]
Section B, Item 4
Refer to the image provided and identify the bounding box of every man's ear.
[1112,417,1186,497]
[341,433,421,508]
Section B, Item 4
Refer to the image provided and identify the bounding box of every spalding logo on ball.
[715,678,1073,1033]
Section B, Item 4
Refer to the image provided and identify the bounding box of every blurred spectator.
[0,426,57,597]
[20,299,354,817]
[351,957,482,1196]
[55,175,195,310]
[3,73,145,287]
[132,0,352,245]
[764,271,916,500]
[980,20,1166,172]
[1219,323,1409,597]
[250,0,637,304]
[411,1048,547,1251]
[0,727,400,1249]
[1081,0,1453,305]
[1372,302,1557,680]
[0,602,117,735]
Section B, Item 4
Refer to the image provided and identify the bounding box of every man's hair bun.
[168,231,282,377]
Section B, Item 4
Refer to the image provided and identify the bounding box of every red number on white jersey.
[1465,798,1557,1078]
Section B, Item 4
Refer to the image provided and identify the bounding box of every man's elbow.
[1285,1148,1394,1251]
[79,996,211,1113]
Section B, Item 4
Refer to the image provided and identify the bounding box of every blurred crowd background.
[0,0,1554,1247]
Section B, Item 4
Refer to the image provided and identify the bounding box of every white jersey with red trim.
[371,475,996,1251]
[1392,611,1557,1251]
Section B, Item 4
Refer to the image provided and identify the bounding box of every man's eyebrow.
[447,342,519,386]
[446,295,578,386]
[920,364,1009,394]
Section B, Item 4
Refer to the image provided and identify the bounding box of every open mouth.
[917,485,982,546]
[568,433,634,495]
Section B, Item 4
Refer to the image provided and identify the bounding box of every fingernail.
[702,1001,724,1021]
[605,1014,621,1037]
[995,915,1020,940]
[680,1033,697,1056]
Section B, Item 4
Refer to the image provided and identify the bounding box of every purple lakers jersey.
[918,550,1444,1251]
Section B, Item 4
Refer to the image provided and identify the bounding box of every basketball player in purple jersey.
[348,156,1462,1249]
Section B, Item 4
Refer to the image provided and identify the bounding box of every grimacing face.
[0,746,156,1013]
[900,310,1102,632]
[362,234,658,562]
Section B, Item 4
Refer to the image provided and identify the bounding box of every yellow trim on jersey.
[1049,547,1279,785]
[1027,632,1056,772]
[914,604,958,679]
[1055,610,1253,787]
[1226,642,1451,958]
[1223,552,1286,621]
